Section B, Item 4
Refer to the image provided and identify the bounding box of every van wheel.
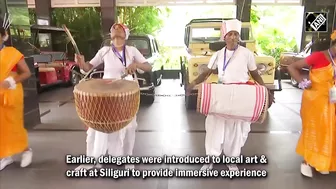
[70,71,81,86]
[141,88,155,105]
[185,90,197,110]
[290,77,298,87]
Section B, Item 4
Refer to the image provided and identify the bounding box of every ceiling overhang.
[26,0,302,8]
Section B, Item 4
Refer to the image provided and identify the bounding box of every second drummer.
[75,23,152,170]
[186,19,272,171]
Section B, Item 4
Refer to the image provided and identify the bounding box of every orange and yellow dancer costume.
[0,14,33,171]
[288,30,336,177]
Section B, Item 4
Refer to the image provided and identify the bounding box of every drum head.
[75,79,139,94]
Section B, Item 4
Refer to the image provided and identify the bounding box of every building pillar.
[23,56,41,130]
[300,0,335,51]
[236,0,252,22]
[100,0,117,35]
[34,0,52,25]
[236,0,252,44]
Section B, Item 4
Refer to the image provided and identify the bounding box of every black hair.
[311,39,331,52]
[332,39,336,46]
[0,18,5,37]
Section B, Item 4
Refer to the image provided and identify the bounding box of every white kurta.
[205,45,257,157]
[86,45,147,159]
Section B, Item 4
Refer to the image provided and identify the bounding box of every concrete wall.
[23,57,41,130]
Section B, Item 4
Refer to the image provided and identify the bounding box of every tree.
[250,5,298,65]
[28,7,170,59]
[250,5,260,24]
[117,7,170,35]
[51,8,103,59]
[29,7,102,59]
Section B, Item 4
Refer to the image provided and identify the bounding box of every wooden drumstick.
[80,67,96,83]
[62,24,80,55]
[62,24,92,83]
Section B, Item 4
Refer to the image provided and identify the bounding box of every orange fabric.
[296,63,336,172]
[0,46,28,158]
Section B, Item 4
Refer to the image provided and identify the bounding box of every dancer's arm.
[75,48,105,72]
[14,58,32,83]
[190,52,218,86]
[186,52,218,94]
[288,53,316,84]
[247,52,265,86]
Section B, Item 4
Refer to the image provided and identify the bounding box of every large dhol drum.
[73,79,140,133]
[197,83,269,123]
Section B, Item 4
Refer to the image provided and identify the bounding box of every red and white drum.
[197,83,269,123]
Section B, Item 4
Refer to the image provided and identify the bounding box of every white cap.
[110,23,130,40]
[220,19,242,40]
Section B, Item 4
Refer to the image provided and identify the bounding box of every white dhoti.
[205,115,251,157]
[199,19,261,171]
[76,42,148,171]
[121,118,138,156]
[86,116,138,159]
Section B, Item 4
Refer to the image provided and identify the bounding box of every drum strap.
[101,46,134,67]
[112,44,127,67]
[98,45,138,81]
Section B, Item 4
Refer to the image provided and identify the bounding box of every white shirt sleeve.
[247,51,258,71]
[89,47,106,67]
[207,52,219,70]
[132,47,147,64]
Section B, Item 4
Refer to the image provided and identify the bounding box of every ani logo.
[305,12,328,32]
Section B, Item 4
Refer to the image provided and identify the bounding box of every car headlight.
[257,63,267,74]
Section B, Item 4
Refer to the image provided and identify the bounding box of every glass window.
[190,26,254,42]
[191,28,221,43]
[38,33,51,48]
[52,32,69,52]
[127,39,151,58]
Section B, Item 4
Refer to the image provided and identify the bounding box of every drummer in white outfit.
[75,23,152,170]
[186,19,271,171]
